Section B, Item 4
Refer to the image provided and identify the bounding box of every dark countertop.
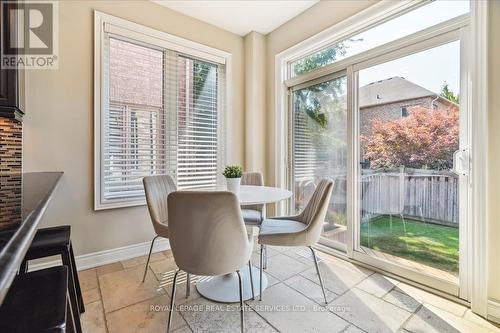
[0,172,63,305]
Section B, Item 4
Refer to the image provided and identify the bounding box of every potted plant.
[222,165,243,194]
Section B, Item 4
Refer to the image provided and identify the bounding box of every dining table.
[195,185,293,303]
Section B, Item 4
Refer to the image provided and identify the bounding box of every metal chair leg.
[263,245,268,270]
[142,235,159,283]
[248,260,255,300]
[62,251,83,333]
[259,244,264,301]
[309,246,328,304]
[186,273,191,298]
[167,270,180,333]
[236,270,244,333]
[69,243,85,313]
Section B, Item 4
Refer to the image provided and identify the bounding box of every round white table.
[196,185,293,303]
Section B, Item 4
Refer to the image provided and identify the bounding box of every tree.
[440,82,459,104]
[363,105,459,170]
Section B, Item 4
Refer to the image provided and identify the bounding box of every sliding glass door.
[291,73,348,249]
[354,40,465,291]
[285,1,471,298]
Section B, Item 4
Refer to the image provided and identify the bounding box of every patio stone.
[403,305,465,333]
[99,266,165,313]
[79,268,98,291]
[395,283,467,317]
[180,297,278,332]
[284,274,337,305]
[329,288,412,333]
[121,251,166,269]
[247,283,350,333]
[382,289,421,312]
[148,258,179,281]
[81,301,107,333]
[300,259,371,295]
[95,262,123,276]
[82,287,101,305]
[264,253,310,281]
[355,273,399,298]
[106,294,187,333]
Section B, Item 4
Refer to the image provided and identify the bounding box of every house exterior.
[359,76,457,137]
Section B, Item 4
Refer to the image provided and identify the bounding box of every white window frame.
[94,11,232,210]
[274,0,488,315]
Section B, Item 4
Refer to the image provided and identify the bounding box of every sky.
[336,0,468,95]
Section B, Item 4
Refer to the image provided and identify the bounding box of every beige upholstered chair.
[241,172,270,269]
[166,191,253,333]
[142,175,188,286]
[241,172,265,225]
[258,179,334,303]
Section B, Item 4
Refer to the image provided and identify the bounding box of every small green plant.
[222,165,242,178]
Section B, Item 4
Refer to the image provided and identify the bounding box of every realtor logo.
[1,1,58,69]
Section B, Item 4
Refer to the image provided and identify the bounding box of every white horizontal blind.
[103,37,167,201]
[101,34,225,205]
[176,56,223,189]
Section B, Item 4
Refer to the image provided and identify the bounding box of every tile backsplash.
[0,118,22,228]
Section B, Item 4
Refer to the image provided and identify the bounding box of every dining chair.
[166,191,253,333]
[142,175,191,296]
[241,172,270,269]
[241,172,265,225]
[258,178,334,304]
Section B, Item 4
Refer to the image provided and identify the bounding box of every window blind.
[101,34,225,205]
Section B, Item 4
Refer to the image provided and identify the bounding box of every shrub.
[363,105,459,170]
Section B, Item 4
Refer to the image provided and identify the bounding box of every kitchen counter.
[0,172,63,305]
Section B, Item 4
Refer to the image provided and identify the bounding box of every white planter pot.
[226,177,241,195]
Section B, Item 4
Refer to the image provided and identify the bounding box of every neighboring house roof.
[359,76,440,108]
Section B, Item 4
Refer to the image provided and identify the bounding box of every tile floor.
[79,246,500,333]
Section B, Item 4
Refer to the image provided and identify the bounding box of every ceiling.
[153,1,319,36]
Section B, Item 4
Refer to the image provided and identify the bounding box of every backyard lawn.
[360,216,459,274]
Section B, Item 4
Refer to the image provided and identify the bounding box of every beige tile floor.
[79,247,500,333]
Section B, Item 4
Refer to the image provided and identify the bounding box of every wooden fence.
[361,168,459,225]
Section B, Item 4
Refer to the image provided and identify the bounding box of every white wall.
[22,0,245,256]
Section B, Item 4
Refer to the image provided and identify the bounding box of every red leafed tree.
[363,105,459,170]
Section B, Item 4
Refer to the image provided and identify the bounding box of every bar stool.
[0,266,77,332]
[20,225,83,332]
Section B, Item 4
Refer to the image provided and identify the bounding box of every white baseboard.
[488,299,500,324]
[28,238,170,272]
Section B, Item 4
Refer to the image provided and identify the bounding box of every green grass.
[360,216,459,274]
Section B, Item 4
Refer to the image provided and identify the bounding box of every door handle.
[452,149,469,176]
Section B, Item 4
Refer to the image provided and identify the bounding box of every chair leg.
[62,252,83,333]
[186,273,191,298]
[167,270,180,333]
[236,270,244,333]
[248,260,255,300]
[259,244,264,301]
[66,291,77,333]
[142,235,159,283]
[69,243,85,313]
[309,246,328,305]
[263,245,268,270]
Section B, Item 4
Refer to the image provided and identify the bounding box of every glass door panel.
[291,74,347,248]
[356,41,461,282]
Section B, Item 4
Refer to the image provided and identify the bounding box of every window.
[290,0,469,77]
[95,13,228,209]
[292,74,348,244]
[282,1,469,258]
[401,107,409,117]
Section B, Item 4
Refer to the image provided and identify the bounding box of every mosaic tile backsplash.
[0,118,22,229]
